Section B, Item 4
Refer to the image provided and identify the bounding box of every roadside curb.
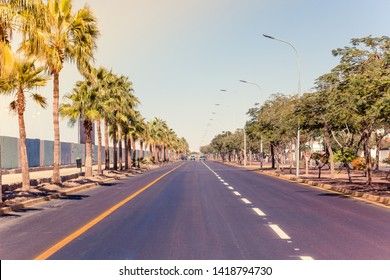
[220,161,390,207]
[0,178,118,215]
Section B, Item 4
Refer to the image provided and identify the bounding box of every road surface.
[0,161,389,260]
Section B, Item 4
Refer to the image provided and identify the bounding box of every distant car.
[190,155,196,161]
[199,155,206,161]
[181,155,187,160]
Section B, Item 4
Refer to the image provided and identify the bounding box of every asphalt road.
[0,161,389,260]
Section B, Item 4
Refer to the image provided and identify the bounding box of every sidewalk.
[2,166,84,185]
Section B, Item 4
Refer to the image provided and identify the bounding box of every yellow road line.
[34,163,185,260]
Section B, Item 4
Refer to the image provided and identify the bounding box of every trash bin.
[76,158,82,168]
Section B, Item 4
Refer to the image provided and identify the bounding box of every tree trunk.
[52,72,61,183]
[104,118,110,170]
[363,130,372,185]
[113,125,118,170]
[127,136,132,168]
[270,143,275,169]
[96,120,102,174]
[131,136,136,167]
[118,126,122,170]
[323,125,335,179]
[124,134,128,170]
[305,156,309,176]
[374,133,383,171]
[140,140,144,159]
[84,120,93,177]
[17,89,30,191]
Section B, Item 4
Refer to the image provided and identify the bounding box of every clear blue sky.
[1,0,389,152]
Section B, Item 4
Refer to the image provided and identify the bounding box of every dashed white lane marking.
[205,161,314,259]
[241,198,252,204]
[252,207,266,217]
[269,224,291,240]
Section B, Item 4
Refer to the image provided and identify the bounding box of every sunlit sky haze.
[1,0,389,152]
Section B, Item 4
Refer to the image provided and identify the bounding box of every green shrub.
[334,149,357,163]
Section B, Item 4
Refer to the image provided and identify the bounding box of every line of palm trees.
[0,0,189,194]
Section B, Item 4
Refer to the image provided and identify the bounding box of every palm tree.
[128,111,146,167]
[21,0,99,183]
[86,66,110,174]
[0,58,48,190]
[60,81,99,177]
[106,74,138,170]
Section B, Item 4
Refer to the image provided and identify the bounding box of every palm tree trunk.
[118,126,122,170]
[127,137,132,168]
[113,125,118,170]
[140,140,144,159]
[17,89,30,191]
[124,134,128,170]
[52,72,61,183]
[104,118,110,170]
[96,120,102,174]
[131,135,136,167]
[84,120,93,177]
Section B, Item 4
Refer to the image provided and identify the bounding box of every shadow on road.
[59,194,90,200]
[317,193,349,198]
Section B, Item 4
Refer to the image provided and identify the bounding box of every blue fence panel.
[43,140,54,166]
[61,142,72,165]
[0,136,19,169]
[72,143,85,164]
[26,138,40,167]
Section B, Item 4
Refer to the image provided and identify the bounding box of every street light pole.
[239,79,263,168]
[263,34,301,176]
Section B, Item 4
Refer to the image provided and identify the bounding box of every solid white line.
[241,198,252,204]
[252,207,266,217]
[269,224,291,240]
[233,191,241,196]
[300,256,314,260]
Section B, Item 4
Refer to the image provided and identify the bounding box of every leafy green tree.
[331,36,390,185]
[310,152,329,179]
[257,94,297,171]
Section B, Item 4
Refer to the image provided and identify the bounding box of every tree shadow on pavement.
[59,194,90,200]
[317,193,349,198]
